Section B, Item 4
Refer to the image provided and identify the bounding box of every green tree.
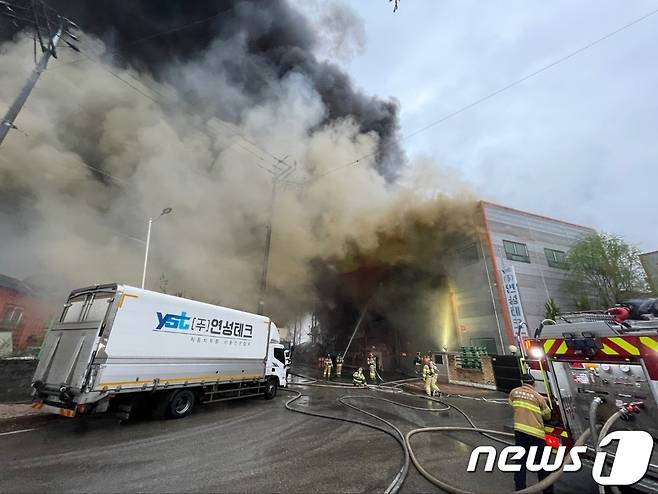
[565,233,648,308]
[544,298,560,320]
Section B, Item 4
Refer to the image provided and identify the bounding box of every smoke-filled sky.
[329,0,657,251]
[0,0,653,327]
[0,0,477,323]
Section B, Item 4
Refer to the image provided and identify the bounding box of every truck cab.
[266,323,288,390]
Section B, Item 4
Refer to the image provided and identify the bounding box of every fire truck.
[521,311,658,492]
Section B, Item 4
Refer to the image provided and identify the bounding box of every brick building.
[0,274,56,355]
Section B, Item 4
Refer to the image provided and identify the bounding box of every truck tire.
[167,389,196,419]
[264,378,278,400]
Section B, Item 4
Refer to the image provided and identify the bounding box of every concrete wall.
[0,358,37,403]
[0,332,12,357]
[447,354,496,389]
[641,251,658,294]
[447,241,506,354]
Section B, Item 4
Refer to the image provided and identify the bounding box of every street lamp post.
[141,207,172,289]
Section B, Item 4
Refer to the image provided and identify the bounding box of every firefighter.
[509,374,553,494]
[335,354,344,378]
[422,360,439,396]
[352,367,366,387]
[413,352,422,375]
[607,305,631,325]
[430,360,441,396]
[366,352,377,381]
[322,354,333,379]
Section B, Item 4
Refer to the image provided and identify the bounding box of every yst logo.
[156,311,191,330]
[467,430,654,486]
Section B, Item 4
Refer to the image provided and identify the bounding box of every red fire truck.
[521,312,658,491]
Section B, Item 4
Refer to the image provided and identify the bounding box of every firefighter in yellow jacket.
[509,374,553,494]
[352,367,366,387]
[322,354,333,379]
[335,354,344,378]
[422,361,440,396]
[366,352,377,380]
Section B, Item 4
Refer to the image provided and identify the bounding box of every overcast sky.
[319,1,657,251]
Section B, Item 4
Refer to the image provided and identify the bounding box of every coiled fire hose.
[286,373,514,493]
[287,372,616,494]
[281,388,409,494]
[405,426,591,494]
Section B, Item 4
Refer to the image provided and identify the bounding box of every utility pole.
[257,156,296,315]
[141,207,173,289]
[0,1,79,146]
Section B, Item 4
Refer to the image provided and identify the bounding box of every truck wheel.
[168,389,195,419]
[264,379,278,400]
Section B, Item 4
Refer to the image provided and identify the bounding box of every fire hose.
[281,388,409,494]
[405,426,591,494]
[595,408,628,494]
[286,372,638,493]
[285,373,516,493]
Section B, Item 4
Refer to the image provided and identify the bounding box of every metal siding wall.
[447,239,507,354]
[485,204,595,332]
[448,204,595,354]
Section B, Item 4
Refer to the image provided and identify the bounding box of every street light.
[141,207,173,289]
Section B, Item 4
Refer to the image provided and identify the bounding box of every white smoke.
[0,30,477,323]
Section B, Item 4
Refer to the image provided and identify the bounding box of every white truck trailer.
[31,284,288,420]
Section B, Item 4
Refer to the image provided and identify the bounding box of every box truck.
[31,284,289,420]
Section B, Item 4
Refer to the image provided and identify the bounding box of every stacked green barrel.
[458,346,487,369]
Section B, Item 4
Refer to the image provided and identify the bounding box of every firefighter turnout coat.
[508,383,551,439]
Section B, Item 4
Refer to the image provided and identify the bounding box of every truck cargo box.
[32,284,287,419]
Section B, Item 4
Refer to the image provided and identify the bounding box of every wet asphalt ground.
[0,369,599,493]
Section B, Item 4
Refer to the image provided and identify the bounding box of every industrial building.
[300,201,597,367]
[449,201,596,354]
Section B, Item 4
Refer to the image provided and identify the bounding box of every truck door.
[33,289,115,398]
[271,346,288,387]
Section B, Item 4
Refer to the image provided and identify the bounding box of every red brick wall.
[0,288,58,352]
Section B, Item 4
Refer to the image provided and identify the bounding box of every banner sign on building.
[501,266,527,336]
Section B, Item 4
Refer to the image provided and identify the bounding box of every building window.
[1,305,23,326]
[503,240,530,263]
[470,338,497,355]
[544,248,567,269]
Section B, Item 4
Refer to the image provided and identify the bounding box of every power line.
[48,7,236,71]
[70,45,294,178]
[76,49,159,105]
[309,7,658,184]
[0,136,128,184]
[72,41,294,174]
[34,2,291,173]
[122,7,233,48]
